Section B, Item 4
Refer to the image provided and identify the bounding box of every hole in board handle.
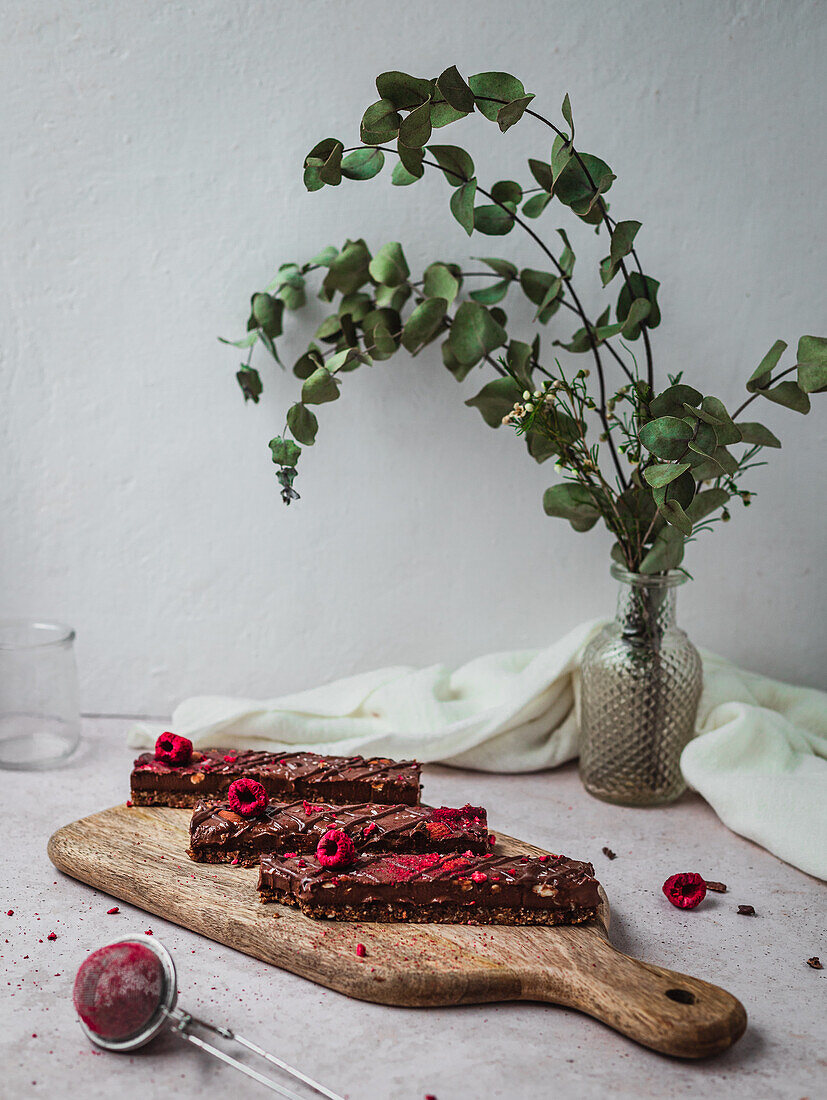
[665,988,696,1004]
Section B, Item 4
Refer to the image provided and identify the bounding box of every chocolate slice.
[130,750,421,808]
[257,850,601,926]
[189,800,489,865]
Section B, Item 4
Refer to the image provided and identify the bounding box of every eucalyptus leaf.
[293,348,323,379]
[468,72,526,121]
[400,297,448,354]
[796,335,827,392]
[543,483,602,532]
[474,203,516,235]
[478,257,517,279]
[650,384,703,419]
[561,93,574,131]
[620,298,651,339]
[449,301,507,366]
[430,85,468,128]
[465,376,522,426]
[423,262,460,304]
[436,65,475,113]
[639,526,686,573]
[399,100,432,148]
[617,272,660,334]
[391,161,421,186]
[551,137,572,185]
[303,158,324,192]
[218,332,259,349]
[286,402,318,445]
[368,241,410,287]
[746,339,786,392]
[761,380,810,413]
[236,366,262,404]
[310,245,338,267]
[657,497,692,536]
[700,396,741,444]
[490,180,523,204]
[736,422,781,447]
[427,144,474,186]
[522,192,552,218]
[324,239,372,295]
[470,279,510,305]
[361,308,401,359]
[441,338,473,381]
[610,220,641,267]
[301,366,340,405]
[506,339,533,388]
[642,461,691,488]
[269,436,301,467]
[528,158,553,191]
[686,488,729,522]
[251,293,284,339]
[497,94,535,132]
[375,71,432,109]
[450,179,477,235]
[341,147,385,180]
[360,99,402,144]
[638,415,693,460]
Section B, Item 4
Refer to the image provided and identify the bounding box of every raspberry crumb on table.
[106,907,119,914]
[46,932,57,941]
[356,943,366,958]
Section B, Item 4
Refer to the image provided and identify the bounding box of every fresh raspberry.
[316,829,357,869]
[227,778,268,817]
[154,732,193,766]
[662,872,707,909]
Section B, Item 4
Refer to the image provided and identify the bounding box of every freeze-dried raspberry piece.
[227,777,268,817]
[471,871,487,883]
[662,872,707,909]
[154,732,193,766]
[316,829,357,869]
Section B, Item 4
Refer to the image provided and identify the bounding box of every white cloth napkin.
[128,620,827,880]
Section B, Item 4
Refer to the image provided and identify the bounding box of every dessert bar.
[130,745,421,808]
[188,800,490,865]
[257,850,601,926]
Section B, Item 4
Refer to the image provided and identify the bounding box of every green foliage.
[225,63,824,569]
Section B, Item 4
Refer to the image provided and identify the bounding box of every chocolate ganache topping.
[190,800,489,859]
[258,850,601,912]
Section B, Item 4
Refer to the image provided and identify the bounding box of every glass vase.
[579,565,702,806]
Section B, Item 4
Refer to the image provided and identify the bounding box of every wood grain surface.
[48,804,746,1058]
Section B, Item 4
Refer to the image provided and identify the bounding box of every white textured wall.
[2,0,825,714]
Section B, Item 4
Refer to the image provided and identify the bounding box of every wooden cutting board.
[48,804,746,1059]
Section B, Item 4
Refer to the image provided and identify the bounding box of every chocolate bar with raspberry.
[257,850,601,926]
[130,749,421,808]
[188,801,489,865]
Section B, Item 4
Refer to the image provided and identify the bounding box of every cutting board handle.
[526,930,747,1058]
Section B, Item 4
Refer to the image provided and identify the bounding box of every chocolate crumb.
[806,956,823,970]
[705,881,727,893]
[736,904,756,916]
[601,847,616,860]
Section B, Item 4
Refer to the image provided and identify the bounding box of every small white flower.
[522,390,531,400]
[525,402,534,413]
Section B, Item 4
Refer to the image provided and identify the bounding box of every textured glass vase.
[579,566,702,806]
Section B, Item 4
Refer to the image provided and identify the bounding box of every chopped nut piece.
[705,880,727,893]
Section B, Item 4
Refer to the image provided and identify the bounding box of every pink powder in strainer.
[73,942,164,1040]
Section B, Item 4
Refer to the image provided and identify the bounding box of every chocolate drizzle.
[258,850,601,915]
[189,800,489,861]
[130,749,422,807]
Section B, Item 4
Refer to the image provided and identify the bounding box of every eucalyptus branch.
[226,64,823,570]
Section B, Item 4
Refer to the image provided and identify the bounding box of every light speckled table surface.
[1,718,824,1100]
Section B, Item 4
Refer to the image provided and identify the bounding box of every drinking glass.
[0,620,81,769]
